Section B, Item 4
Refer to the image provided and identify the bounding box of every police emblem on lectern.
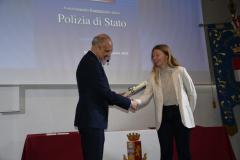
[123,132,147,160]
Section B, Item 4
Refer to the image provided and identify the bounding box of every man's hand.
[130,99,138,111]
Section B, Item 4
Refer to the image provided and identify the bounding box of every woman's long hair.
[151,44,180,85]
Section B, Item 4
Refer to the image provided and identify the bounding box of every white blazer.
[139,66,197,129]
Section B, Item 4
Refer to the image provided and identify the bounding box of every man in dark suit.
[74,33,137,160]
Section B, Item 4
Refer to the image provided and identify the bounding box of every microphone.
[123,81,147,97]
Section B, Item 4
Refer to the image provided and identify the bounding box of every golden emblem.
[123,132,147,160]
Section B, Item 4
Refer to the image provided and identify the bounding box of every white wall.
[1,84,239,160]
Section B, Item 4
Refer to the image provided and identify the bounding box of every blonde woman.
[135,44,197,160]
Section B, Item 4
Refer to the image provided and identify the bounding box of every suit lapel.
[172,68,180,100]
[98,62,110,88]
[88,51,110,88]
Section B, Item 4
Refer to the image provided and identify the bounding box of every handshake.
[121,81,147,112]
[130,99,139,111]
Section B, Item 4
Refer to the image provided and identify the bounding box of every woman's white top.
[160,67,178,106]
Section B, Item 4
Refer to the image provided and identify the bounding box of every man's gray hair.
[92,33,112,46]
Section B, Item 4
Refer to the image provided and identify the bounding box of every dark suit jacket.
[74,51,131,129]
